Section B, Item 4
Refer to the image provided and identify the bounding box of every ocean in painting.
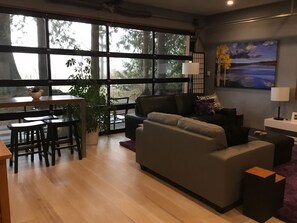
[223,64,276,89]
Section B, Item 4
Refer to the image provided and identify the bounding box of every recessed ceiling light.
[227,0,234,6]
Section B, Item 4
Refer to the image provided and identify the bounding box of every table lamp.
[271,87,290,120]
[182,62,200,93]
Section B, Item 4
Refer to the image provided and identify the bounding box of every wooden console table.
[0,140,12,223]
[0,95,87,157]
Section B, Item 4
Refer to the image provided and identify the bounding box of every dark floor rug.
[274,145,297,223]
[119,140,136,152]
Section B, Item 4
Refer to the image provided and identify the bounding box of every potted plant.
[66,57,110,145]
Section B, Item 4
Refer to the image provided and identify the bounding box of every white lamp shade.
[182,62,200,75]
[271,87,290,101]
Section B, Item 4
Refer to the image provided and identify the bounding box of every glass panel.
[51,55,107,79]
[52,85,71,95]
[155,32,188,55]
[0,13,45,47]
[155,59,183,78]
[0,53,47,80]
[49,20,106,51]
[154,83,184,95]
[110,84,152,103]
[109,27,153,54]
[110,97,130,131]
[110,58,152,79]
[0,86,29,99]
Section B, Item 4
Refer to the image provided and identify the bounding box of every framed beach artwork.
[215,40,278,89]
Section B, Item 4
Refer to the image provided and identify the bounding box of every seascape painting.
[215,40,278,89]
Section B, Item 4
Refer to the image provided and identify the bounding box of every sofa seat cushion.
[177,117,227,150]
[147,112,183,126]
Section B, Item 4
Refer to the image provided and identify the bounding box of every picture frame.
[291,112,297,122]
[215,40,278,89]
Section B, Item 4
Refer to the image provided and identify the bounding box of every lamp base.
[274,117,284,120]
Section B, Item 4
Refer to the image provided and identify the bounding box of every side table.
[243,166,285,222]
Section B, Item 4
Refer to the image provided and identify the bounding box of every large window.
[0,8,195,132]
[155,32,187,55]
[109,27,153,54]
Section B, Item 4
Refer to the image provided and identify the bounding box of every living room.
[0,0,297,222]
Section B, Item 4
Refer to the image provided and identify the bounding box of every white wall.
[203,6,297,129]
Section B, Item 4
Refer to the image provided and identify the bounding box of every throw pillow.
[197,93,224,111]
[194,98,215,116]
[224,126,250,147]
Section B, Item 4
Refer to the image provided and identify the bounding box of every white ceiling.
[125,0,286,15]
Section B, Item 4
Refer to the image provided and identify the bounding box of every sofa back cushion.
[224,126,250,147]
[135,95,178,116]
[177,117,227,150]
[147,112,183,126]
[174,93,201,116]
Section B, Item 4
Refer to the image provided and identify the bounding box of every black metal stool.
[44,117,82,165]
[7,121,50,173]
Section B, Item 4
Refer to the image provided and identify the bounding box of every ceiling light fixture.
[227,0,234,6]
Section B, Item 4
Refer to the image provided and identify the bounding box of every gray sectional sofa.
[136,112,275,212]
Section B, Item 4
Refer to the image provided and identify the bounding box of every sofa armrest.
[217,108,236,116]
[125,114,146,140]
[209,140,274,165]
[204,140,274,207]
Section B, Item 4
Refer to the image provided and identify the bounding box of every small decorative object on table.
[291,112,297,122]
[28,87,43,100]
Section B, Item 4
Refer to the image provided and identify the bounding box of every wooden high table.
[0,95,87,157]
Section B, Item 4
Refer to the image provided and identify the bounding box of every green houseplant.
[66,57,110,144]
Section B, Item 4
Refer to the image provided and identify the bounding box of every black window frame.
[0,6,196,133]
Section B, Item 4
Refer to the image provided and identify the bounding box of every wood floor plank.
[6,133,284,223]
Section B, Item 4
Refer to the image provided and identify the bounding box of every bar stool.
[44,117,82,165]
[7,121,50,173]
[23,115,58,144]
[23,115,57,122]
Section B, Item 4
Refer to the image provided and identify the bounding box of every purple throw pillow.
[194,98,215,116]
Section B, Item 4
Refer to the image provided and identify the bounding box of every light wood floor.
[7,133,284,223]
